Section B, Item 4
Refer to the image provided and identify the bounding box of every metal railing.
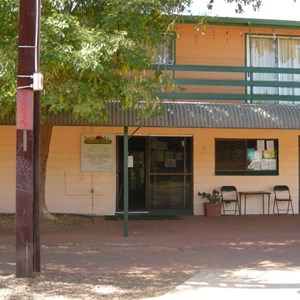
[153,64,300,103]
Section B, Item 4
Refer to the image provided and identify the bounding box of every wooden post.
[16,0,41,277]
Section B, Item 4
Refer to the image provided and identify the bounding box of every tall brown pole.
[33,0,41,274]
[33,90,41,272]
[16,0,41,277]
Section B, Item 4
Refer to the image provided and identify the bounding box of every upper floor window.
[151,39,174,65]
[247,34,300,103]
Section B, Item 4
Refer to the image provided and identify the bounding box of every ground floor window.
[117,136,193,214]
[215,138,278,175]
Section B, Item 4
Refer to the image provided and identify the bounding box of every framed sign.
[81,134,116,172]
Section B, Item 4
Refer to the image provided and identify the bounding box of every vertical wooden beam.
[16,128,34,278]
[16,0,41,277]
[33,91,41,272]
[33,0,41,273]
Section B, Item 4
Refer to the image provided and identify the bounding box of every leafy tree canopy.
[0,0,263,121]
[208,0,262,13]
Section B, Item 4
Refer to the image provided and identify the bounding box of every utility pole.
[16,0,42,277]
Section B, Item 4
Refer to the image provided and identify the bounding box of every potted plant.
[198,189,222,217]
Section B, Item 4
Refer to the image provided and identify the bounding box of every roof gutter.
[177,15,300,30]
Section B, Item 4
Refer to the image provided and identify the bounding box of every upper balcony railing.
[152,64,300,103]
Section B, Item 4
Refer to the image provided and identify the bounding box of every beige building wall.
[1,126,299,215]
[0,126,16,213]
[45,126,300,215]
[176,23,300,66]
[47,126,117,215]
[193,128,299,215]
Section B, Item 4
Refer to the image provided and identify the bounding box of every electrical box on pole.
[33,72,44,91]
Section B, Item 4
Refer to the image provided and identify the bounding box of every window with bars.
[215,138,278,175]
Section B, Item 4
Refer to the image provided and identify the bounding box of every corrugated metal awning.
[3,102,300,129]
[70,102,300,129]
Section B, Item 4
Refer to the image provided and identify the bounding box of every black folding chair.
[221,186,240,216]
[273,185,294,215]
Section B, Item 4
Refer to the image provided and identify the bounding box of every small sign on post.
[16,90,34,130]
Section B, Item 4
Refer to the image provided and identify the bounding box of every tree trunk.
[40,124,56,219]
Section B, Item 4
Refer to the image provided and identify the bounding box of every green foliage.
[0,0,191,122]
[198,189,222,204]
[207,0,262,13]
[0,1,18,118]
[0,0,263,121]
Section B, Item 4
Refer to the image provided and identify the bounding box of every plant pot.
[203,203,222,217]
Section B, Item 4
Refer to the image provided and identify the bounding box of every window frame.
[151,38,175,65]
[246,34,300,104]
[215,138,279,176]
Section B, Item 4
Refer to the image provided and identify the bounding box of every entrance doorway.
[117,136,193,214]
[117,137,147,211]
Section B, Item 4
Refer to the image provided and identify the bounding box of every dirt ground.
[1,214,300,299]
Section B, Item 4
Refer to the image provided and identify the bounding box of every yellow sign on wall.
[81,134,116,172]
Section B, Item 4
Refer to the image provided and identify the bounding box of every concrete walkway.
[144,215,300,299]
[150,268,300,299]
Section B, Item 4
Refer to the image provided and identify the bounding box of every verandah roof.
[2,102,300,129]
[29,102,300,129]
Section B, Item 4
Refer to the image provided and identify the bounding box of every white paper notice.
[248,160,261,170]
[128,155,134,168]
[266,140,274,151]
[257,140,265,151]
[261,159,269,170]
[268,159,277,170]
[253,160,261,170]
[254,151,263,160]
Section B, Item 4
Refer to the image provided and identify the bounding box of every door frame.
[116,136,148,212]
[116,135,194,215]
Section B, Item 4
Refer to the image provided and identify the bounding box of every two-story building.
[2,16,300,216]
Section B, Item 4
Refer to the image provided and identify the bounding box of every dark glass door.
[149,137,193,212]
[117,137,147,211]
[117,136,193,214]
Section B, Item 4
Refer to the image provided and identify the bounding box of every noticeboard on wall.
[215,138,278,175]
[81,134,116,172]
[247,139,277,171]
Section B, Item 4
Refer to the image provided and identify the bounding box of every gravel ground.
[0,271,191,299]
[0,214,194,299]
